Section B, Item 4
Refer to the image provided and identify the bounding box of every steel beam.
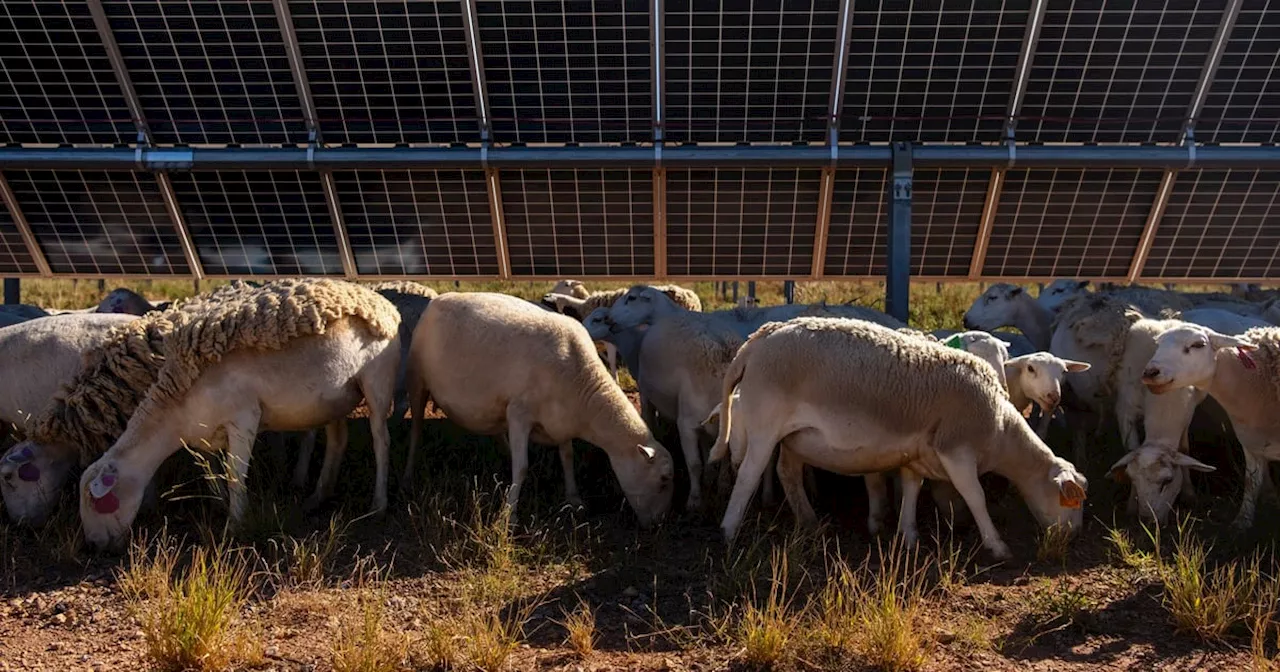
[86,0,150,140]
[461,0,492,140]
[886,143,912,323]
[0,173,52,276]
[827,0,856,143]
[1128,170,1177,283]
[651,0,664,142]
[1006,0,1048,134]
[811,167,835,278]
[155,172,205,279]
[969,169,1004,279]
[653,167,667,278]
[272,0,321,140]
[320,172,358,278]
[1184,0,1243,141]
[486,168,511,278]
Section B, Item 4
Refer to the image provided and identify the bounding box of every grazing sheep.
[933,328,1035,357]
[710,317,1088,559]
[963,284,1055,350]
[76,279,401,550]
[608,285,805,339]
[581,307,647,382]
[403,292,675,525]
[934,330,1012,389]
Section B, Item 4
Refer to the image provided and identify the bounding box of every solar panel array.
[0,0,1276,282]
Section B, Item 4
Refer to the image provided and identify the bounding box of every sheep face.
[962,284,1026,331]
[1007,353,1090,412]
[1109,443,1215,524]
[1038,279,1090,313]
[0,442,75,526]
[1143,324,1257,394]
[96,288,154,316]
[1022,460,1088,533]
[608,286,665,331]
[78,458,141,552]
[610,441,675,527]
[582,307,613,341]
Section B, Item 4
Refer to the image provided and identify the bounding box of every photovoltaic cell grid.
[667,168,820,276]
[333,170,499,275]
[478,0,652,144]
[0,199,40,275]
[982,168,1162,278]
[1197,0,1280,144]
[1143,170,1280,279]
[0,2,134,145]
[823,168,886,276]
[104,0,308,146]
[3,170,189,275]
[841,1,1027,144]
[169,171,341,276]
[290,0,480,145]
[664,0,838,144]
[912,169,987,276]
[502,169,653,276]
[1018,0,1224,144]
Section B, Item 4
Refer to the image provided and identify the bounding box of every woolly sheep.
[607,285,807,338]
[963,284,1055,349]
[95,288,167,315]
[581,307,647,383]
[76,279,401,550]
[932,328,1035,358]
[0,314,140,524]
[1003,353,1091,437]
[709,317,1088,559]
[1038,279,1091,314]
[403,292,675,525]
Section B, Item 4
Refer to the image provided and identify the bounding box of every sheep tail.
[708,324,776,464]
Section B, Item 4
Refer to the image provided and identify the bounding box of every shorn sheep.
[77,279,401,550]
[403,292,675,526]
[710,317,1088,560]
[1142,325,1280,531]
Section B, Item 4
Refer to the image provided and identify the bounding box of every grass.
[331,588,409,672]
[734,548,801,670]
[1152,517,1262,643]
[273,514,349,586]
[559,595,597,658]
[1028,578,1095,633]
[1107,525,1157,572]
[1036,523,1074,565]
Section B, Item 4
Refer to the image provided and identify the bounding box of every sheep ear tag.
[1237,347,1258,370]
[88,470,120,514]
[1058,480,1086,509]
[4,445,32,464]
[636,444,657,461]
[943,335,966,351]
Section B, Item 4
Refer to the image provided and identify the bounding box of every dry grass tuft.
[274,515,349,586]
[1154,518,1260,643]
[331,589,409,672]
[734,548,801,669]
[1107,525,1156,572]
[1036,523,1074,564]
[559,595,597,658]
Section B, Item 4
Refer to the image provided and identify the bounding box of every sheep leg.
[223,412,261,527]
[865,471,890,536]
[760,451,778,507]
[1176,427,1198,505]
[676,411,704,511]
[1232,447,1267,532]
[303,420,349,512]
[402,371,429,491]
[559,441,583,508]
[720,433,777,543]
[1034,404,1053,440]
[505,407,533,515]
[606,342,619,383]
[896,468,924,545]
[290,429,318,491]
[935,448,1011,560]
[776,446,816,528]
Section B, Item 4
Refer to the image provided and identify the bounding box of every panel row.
[3,1,1271,147]
[1,168,1275,280]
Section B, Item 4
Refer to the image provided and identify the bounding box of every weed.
[1036,523,1073,565]
[559,595,597,658]
[1107,526,1156,572]
[275,515,349,586]
[735,548,800,669]
[415,620,462,670]
[1028,578,1094,633]
[462,601,539,672]
[331,589,409,672]
[1155,519,1259,642]
[950,614,1001,653]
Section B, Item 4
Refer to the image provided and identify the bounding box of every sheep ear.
[1171,453,1216,472]
[1107,452,1136,482]
[636,444,656,462]
[1009,287,1023,296]
[943,334,966,351]
[1057,476,1085,509]
[1064,360,1091,372]
[1077,280,1090,289]
[1208,332,1257,352]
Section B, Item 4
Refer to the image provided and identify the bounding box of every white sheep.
[1038,279,1091,314]
[551,279,591,300]
[76,279,401,551]
[1003,353,1091,437]
[95,287,169,315]
[402,292,675,525]
[708,317,1088,559]
[963,284,1056,350]
[1141,324,1280,530]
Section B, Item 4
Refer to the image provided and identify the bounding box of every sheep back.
[365,280,438,300]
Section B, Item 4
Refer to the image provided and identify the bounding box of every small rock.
[53,613,67,625]
[936,629,956,644]
[265,646,280,657]
[389,596,407,609]
[53,601,69,614]
[47,642,61,652]
[94,665,106,672]
[622,586,639,598]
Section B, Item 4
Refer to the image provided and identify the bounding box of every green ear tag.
[943,335,966,351]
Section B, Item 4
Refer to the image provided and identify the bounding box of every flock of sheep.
[0,277,1279,561]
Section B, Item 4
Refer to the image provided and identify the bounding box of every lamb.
[708,317,1088,559]
[934,330,1013,389]
[1141,324,1280,530]
[1003,353,1091,437]
[933,328,1035,357]
[402,292,674,525]
[76,279,401,550]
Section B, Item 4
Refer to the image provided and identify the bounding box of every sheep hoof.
[685,495,704,512]
[988,541,1012,561]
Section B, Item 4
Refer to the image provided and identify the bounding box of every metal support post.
[3,279,19,305]
[886,143,913,324]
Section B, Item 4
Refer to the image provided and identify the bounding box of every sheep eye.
[1026,365,1035,374]
[1190,341,1206,349]
[625,296,635,303]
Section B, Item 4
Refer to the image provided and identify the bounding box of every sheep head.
[1005,352,1090,413]
[963,283,1030,331]
[1108,443,1214,524]
[1143,324,1258,394]
[0,441,76,527]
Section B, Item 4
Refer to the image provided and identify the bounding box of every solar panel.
[1018,0,1225,144]
[841,1,1026,144]
[333,169,499,276]
[104,0,308,146]
[912,168,987,276]
[667,168,820,276]
[290,0,481,145]
[982,168,1163,278]
[2,170,188,275]
[1197,0,1280,145]
[822,168,887,276]
[1143,170,1280,280]
[477,0,652,144]
[502,168,652,276]
[664,0,838,144]
[169,170,340,276]
[0,198,40,275]
[0,2,135,145]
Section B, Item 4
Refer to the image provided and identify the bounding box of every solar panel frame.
[3,169,190,276]
[667,167,821,277]
[912,168,987,277]
[1196,0,1280,145]
[982,167,1163,279]
[841,1,1027,144]
[289,0,482,145]
[1018,0,1226,144]
[502,168,654,276]
[664,0,840,144]
[0,2,136,146]
[104,0,309,146]
[1142,169,1280,280]
[169,170,343,277]
[476,0,653,144]
[0,193,42,276]
[334,169,500,276]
